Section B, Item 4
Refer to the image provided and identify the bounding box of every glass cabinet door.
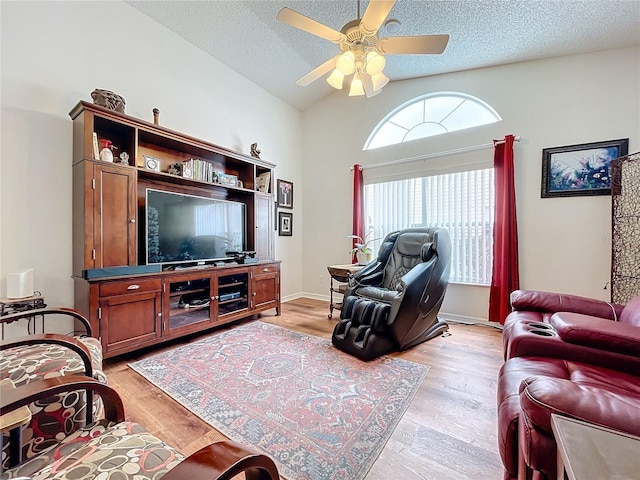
[165,275,212,333]
[217,272,249,317]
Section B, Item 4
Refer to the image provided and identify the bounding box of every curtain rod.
[353,135,520,171]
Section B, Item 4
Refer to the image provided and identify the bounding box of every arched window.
[364,92,501,150]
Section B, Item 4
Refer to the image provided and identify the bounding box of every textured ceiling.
[127,0,640,111]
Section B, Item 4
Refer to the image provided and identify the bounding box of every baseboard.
[283,294,501,329]
[439,311,502,329]
[282,292,328,303]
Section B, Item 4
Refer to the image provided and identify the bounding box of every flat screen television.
[146,189,246,266]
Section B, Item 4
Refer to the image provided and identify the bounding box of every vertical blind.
[364,168,495,284]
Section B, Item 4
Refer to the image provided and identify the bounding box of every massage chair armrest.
[550,312,640,357]
[510,290,624,320]
[1,333,94,379]
[162,441,279,480]
[400,260,434,293]
[345,262,384,297]
[0,307,93,336]
[1,375,124,423]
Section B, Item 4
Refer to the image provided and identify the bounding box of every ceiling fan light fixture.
[326,69,344,89]
[336,51,356,75]
[365,51,385,75]
[371,71,389,91]
[349,71,365,96]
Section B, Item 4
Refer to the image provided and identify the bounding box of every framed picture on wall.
[541,138,628,198]
[277,179,293,208]
[278,212,293,236]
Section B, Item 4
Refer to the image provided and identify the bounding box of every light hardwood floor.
[103,298,505,479]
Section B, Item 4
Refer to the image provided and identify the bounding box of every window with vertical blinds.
[364,168,495,285]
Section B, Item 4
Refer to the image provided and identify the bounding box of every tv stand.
[69,101,280,358]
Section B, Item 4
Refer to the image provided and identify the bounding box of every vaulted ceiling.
[128,0,640,111]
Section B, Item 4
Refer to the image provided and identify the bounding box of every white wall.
[0,2,303,311]
[301,47,640,321]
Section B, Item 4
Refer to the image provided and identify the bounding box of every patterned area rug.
[129,321,429,480]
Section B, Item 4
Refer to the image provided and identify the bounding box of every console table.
[551,414,640,480]
[326,264,364,319]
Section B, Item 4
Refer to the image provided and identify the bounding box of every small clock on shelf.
[143,155,161,172]
[183,166,193,179]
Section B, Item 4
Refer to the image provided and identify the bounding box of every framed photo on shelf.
[541,138,628,198]
[277,179,293,208]
[278,211,293,236]
[257,172,271,193]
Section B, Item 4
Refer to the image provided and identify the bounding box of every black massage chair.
[332,227,451,361]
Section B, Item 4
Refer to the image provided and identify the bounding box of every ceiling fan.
[276,0,449,97]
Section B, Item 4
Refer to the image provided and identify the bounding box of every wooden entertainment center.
[70,101,280,358]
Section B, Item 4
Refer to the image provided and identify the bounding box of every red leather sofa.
[497,290,640,480]
[503,290,640,373]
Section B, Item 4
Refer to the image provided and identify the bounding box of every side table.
[551,413,640,480]
[0,293,46,339]
[326,264,364,319]
[0,378,32,467]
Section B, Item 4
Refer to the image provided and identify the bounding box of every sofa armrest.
[510,290,624,319]
[550,312,640,357]
[161,441,279,480]
[519,375,640,438]
[0,307,93,336]
[1,376,124,423]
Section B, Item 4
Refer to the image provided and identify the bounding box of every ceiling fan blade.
[277,7,344,43]
[378,34,450,54]
[295,55,339,86]
[360,0,396,36]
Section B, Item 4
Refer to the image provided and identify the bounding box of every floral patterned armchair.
[0,308,106,469]
[1,376,279,480]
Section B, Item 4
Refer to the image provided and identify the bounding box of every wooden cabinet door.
[98,278,162,357]
[164,274,214,337]
[251,264,280,314]
[255,193,274,261]
[93,163,137,269]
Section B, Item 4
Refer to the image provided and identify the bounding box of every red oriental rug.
[129,321,429,480]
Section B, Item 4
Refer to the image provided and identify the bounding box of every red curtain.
[352,164,364,264]
[489,135,519,324]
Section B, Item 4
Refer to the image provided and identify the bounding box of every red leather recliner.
[503,291,640,374]
[497,291,640,480]
[517,359,640,480]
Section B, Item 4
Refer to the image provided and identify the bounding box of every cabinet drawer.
[253,264,278,276]
[100,278,161,297]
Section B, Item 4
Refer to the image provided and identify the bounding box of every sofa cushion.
[1,419,116,479]
[2,421,185,480]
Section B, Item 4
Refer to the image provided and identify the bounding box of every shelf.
[219,296,248,306]
[219,282,245,289]
[169,287,208,297]
[138,168,256,193]
[169,303,210,313]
